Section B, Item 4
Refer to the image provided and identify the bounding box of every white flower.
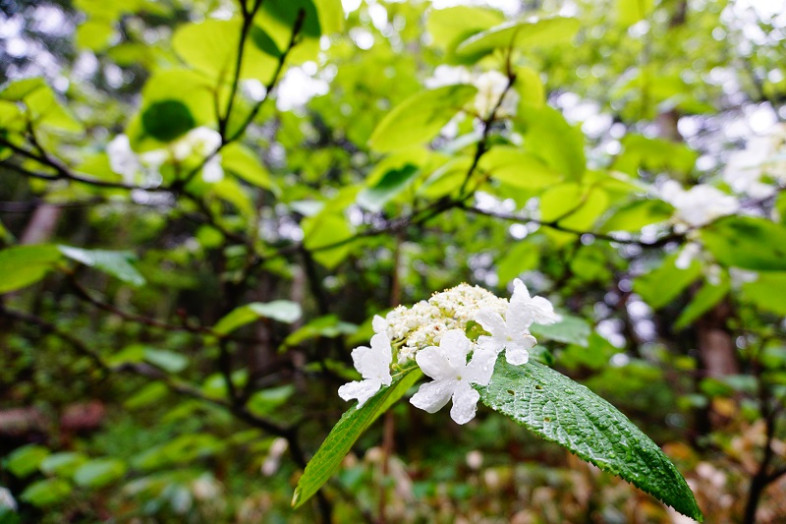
[660,180,739,233]
[473,70,518,118]
[724,123,786,198]
[338,332,393,407]
[107,135,141,182]
[475,279,560,365]
[425,65,472,89]
[172,127,222,161]
[675,241,701,270]
[410,329,495,425]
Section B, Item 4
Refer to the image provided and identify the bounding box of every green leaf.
[58,245,145,286]
[369,84,477,153]
[221,142,275,190]
[455,17,580,58]
[426,6,505,63]
[248,385,295,416]
[530,314,591,346]
[600,199,674,233]
[302,213,354,269]
[284,315,358,347]
[124,382,169,410]
[76,19,116,51]
[613,134,698,176]
[172,18,279,83]
[292,367,423,508]
[540,184,609,231]
[496,242,540,285]
[357,164,419,212]
[480,147,561,189]
[0,77,47,101]
[674,277,730,330]
[740,273,786,315]
[143,348,188,373]
[616,0,655,26]
[0,244,61,294]
[5,445,50,478]
[73,458,127,488]
[39,452,88,476]
[20,478,72,507]
[214,300,302,335]
[140,100,196,142]
[634,253,702,310]
[478,360,702,521]
[701,217,786,271]
[518,105,585,179]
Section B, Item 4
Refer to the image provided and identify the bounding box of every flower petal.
[505,345,530,366]
[372,314,388,335]
[410,379,454,413]
[450,384,480,424]
[465,347,498,386]
[338,379,381,406]
[439,330,471,370]
[415,346,452,380]
[475,309,506,337]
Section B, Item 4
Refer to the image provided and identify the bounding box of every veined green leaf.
[479,360,702,521]
[292,367,422,508]
[369,84,477,153]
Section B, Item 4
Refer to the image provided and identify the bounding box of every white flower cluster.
[425,65,519,119]
[338,280,560,424]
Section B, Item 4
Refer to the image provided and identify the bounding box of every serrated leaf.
[73,458,127,488]
[530,314,591,346]
[292,367,422,508]
[478,360,702,521]
[20,478,72,507]
[701,216,786,271]
[369,84,477,153]
[58,245,145,286]
[214,300,302,335]
[0,244,62,294]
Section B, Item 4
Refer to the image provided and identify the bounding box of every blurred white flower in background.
[724,123,786,199]
[660,180,739,233]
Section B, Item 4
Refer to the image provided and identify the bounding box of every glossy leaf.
[478,360,702,521]
[357,164,419,212]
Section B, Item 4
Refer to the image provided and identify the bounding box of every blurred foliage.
[1,0,786,522]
